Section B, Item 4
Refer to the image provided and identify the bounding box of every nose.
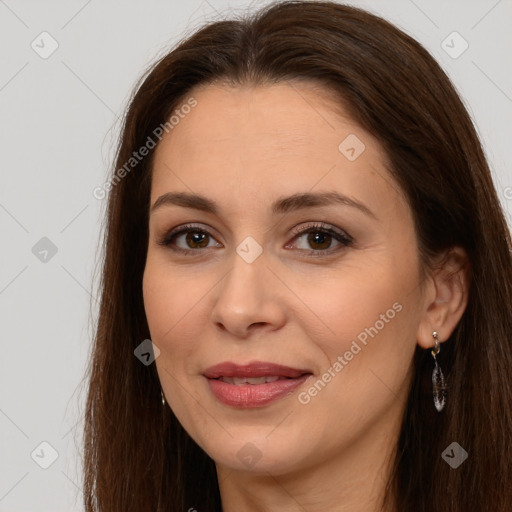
[209,248,287,339]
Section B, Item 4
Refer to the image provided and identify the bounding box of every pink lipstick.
[203,361,313,408]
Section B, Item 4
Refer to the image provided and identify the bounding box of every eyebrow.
[150,191,377,220]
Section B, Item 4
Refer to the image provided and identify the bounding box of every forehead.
[150,82,405,219]
[157,82,357,158]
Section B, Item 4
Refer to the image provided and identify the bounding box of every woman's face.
[143,82,428,475]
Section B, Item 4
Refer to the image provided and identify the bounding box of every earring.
[431,331,447,412]
[161,390,166,406]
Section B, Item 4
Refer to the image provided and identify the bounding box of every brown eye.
[183,230,210,249]
[159,222,352,257]
[305,231,333,250]
[158,224,221,254]
[288,222,353,256]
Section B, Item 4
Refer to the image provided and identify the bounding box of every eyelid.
[285,221,353,256]
[158,221,353,255]
[288,221,351,242]
[158,222,220,249]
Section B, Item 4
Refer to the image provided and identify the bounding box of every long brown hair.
[83,1,512,510]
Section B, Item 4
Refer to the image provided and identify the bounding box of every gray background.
[1,1,511,510]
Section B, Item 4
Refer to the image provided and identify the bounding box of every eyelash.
[157,222,353,258]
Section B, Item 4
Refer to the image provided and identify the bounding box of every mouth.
[203,361,311,379]
[203,361,313,408]
[215,375,291,385]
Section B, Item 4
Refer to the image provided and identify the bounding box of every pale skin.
[142,81,470,511]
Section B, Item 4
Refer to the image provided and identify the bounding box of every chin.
[199,431,309,475]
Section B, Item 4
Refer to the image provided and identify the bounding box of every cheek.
[142,266,174,341]
[302,258,414,354]
[142,261,205,393]
[142,261,209,423]
[298,251,420,393]
[142,257,206,343]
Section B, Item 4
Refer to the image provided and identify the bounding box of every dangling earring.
[431,331,447,412]
[161,390,166,407]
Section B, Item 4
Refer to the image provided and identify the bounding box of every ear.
[416,246,471,349]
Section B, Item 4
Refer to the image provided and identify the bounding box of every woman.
[83,1,512,511]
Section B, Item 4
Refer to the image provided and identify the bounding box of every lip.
[203,361,313,408]
[203,361,311,379]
